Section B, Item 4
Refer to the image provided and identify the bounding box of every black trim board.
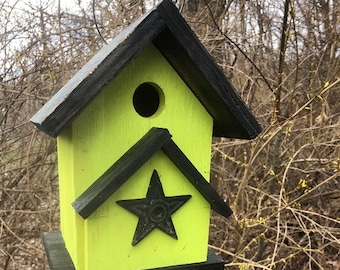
[72,128,172,219]
[154,1,261,138]
[72,128,232,220]
[162,140,232,218]
[30,0,261,139]
[30,10,166,137]
[42,232,75,270]
[148,250,224,269]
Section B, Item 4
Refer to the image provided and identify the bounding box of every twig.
[203,0,274,94]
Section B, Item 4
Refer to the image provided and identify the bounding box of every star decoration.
[116,170,191,246]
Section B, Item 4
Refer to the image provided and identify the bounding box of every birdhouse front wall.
[57,44,214,269]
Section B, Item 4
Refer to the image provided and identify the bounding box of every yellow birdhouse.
[31,1,261,269]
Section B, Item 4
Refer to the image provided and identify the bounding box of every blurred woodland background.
[0,0,339,269]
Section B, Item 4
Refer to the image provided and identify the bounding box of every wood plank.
[162,139,233,218]
[42,232,75,270]
[155,0,262,139]
[30,10,166,137]
[31,0,261,140]
[150,250,224,269]
[72,128,172,219]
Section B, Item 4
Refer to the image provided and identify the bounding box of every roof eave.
[155,1,262,139]
[30,9,166,138]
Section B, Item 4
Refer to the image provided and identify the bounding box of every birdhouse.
[31,1,261,269]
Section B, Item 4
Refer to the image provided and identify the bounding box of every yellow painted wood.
[57,127,86,270]
[57,44,213,269]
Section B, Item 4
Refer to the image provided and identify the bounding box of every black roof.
[30,0,262,139]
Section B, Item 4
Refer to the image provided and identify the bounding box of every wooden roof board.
[30,10,166,137]
[30,0,262,139]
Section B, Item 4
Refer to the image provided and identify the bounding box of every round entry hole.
[133,83,163,117]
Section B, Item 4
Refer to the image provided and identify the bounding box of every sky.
[1,0,160,78]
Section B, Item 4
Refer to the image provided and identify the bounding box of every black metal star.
[116,170,191,246]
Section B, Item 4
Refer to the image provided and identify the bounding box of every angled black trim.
[73,128,232,220]
[42,231,75,270]
[30,10,166,137]
[154,2,261,138]
[30,0,261,139]
[162,141,232,218]
[72,128,172,219]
